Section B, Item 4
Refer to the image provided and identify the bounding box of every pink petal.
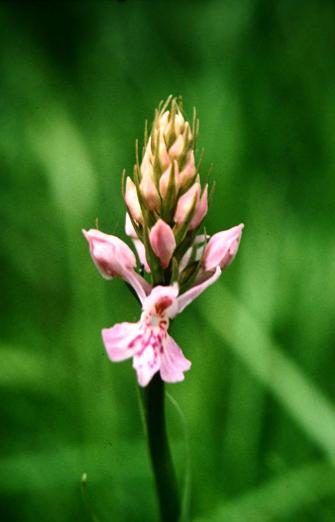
[102,322,141,362]
[83,228,150,303]
[143,284,179,318]
[133,344,161,387]
[202,224,244,271]
[149,219,176,269]
[177,266,221,313]
[160,335,191,383]
[124,270,152,304]
[83,229,136,278]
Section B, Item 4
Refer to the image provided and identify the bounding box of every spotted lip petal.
[101,284,191,386]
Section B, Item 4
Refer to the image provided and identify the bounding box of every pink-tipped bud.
[189,184,208,230]
[174,112,185,135]
[202,224,244,272]
[158,110,170,129]
[140,164,161,211]
[174,181,200,225]
[158,138,170,171]
[149,219,176,268]
[169,134,184,158]
[159,162,178,198]
[125,177,143,224]
[178,150,196,186]
[83,229,136,279]
[141,147,153,172]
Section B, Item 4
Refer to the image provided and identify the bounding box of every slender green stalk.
[141,374,180,522]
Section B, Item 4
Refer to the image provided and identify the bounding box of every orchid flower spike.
[83,96,244,386]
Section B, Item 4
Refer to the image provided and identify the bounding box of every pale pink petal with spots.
[102,322,141,362]
[143,284,179,319]
[133,344,161,387]
[160,335,191,383]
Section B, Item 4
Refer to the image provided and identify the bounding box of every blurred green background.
[1,1,335,521]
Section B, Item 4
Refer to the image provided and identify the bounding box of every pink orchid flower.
[202,224,244,271]
[102,268,221,386]
[83,229,151,301]
[84,224,242,387]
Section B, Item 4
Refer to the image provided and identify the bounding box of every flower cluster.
[83,97,243,386]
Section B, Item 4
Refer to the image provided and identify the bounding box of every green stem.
[141,374,180,522]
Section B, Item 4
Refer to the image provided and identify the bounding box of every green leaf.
[199,285,335,460]
[195,461,335,522]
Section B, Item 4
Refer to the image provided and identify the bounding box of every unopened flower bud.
[159,162,178,198]
[149,219,176,268]
[140,164,161,211]
[141,147,153,172]
[174,112,185,135]
[178,150,196,187]
[169,134,184,159]
[158,110,170,130]
[202,224,244,271]
[158,139,170,170]
[174,181,200,225]
[189,184,208,230]
[125,177,143,224]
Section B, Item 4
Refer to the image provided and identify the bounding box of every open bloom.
[202,224,244,271]
[84,222,243,386]
[102,268,221,386]
[83,229,151,301]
